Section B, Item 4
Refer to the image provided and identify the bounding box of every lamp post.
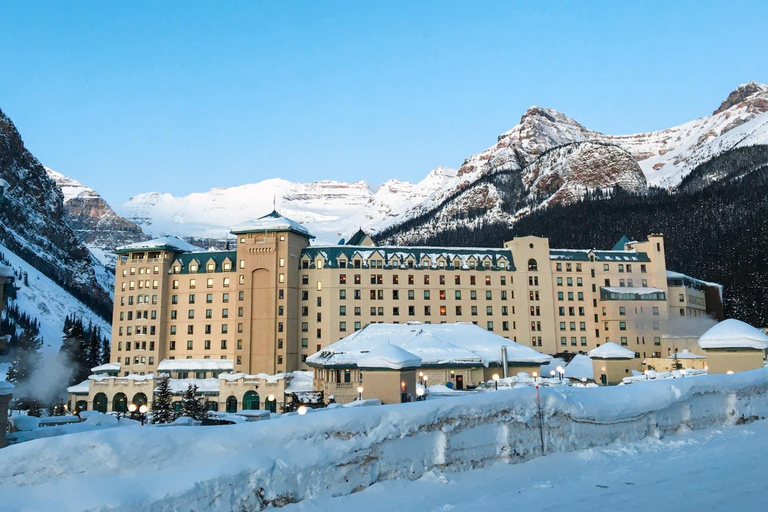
[267,394,276,413]
[532,371,538,385]
[138,405,148,425]
[549,370,556,380]
[556,365,565,382]
[357,385,364,401]
[416,387,425,401]
[423,375,428,388]
[418,371,424,385]
[492,373,500,390]
[297,405,308,415]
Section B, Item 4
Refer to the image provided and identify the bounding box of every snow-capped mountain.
[377,82,768,244]
[119,82,768,246]
[0,107,113,350]
[119,164,462,243]
[45,169,146,268]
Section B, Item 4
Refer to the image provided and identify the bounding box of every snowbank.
[1,369,768,512]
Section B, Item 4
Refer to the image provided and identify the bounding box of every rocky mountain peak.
[714,81,768,115]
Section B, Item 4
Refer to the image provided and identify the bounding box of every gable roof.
[612,235,632,251]
[346,229,374,246]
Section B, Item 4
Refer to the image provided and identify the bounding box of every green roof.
[550,249,650,262]
[612,235,632,251]
[345,229,371,246]
[172,251,237,274]
[301,245,515,270]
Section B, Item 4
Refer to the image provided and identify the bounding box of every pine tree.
[7,329,42,386]
[180,383,207,421]
[151,375,174,424]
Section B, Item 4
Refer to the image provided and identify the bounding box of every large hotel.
[110,211,723,376]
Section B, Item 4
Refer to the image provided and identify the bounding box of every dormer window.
[173,265,180,273]
[207,263,215,272]
[223,261,231,271]
[190,264,198,273]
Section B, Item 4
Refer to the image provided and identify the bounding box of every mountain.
[45,169,146,268]
[118,82,768,247]
[376,82,768,244]
[0,108,112,349]
[118,164,462,243]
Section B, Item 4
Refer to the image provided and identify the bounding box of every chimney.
[501,346,509,379]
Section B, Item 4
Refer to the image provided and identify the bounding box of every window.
[187,340,193,350]
[527,259,537,271]
[340,322,347,332]
[423,290,430,300]
[619,321,627,331]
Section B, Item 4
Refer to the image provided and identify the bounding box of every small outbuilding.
[588,342,641,385]
[357,343,421,405]
[697,319,768,374]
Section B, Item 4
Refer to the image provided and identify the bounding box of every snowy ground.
[285,420,768,512]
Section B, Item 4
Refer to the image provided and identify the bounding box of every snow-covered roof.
[357,343,422,370]
[666,350,706,360]
[588,342,636,360]
[0,265,14,278]
[91,362,120,373]
[601,286,665,295]
[231,210,314,238]
[697,319,768,350]
[284,371,313,394]
[307,322,550,368]
[67,380,90,394]
[168,378,220,394]
[157,359,234,372]
[564,354,593,379]
[116,235,205,254]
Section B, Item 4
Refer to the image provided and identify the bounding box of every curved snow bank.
[1,370,767,511]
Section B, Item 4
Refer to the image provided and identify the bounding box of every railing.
[335,383,353,389]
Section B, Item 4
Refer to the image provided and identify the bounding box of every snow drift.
[1,370,768,511]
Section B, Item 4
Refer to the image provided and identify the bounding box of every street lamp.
[532,371,538,384]
[267,394,276,413]
[297,405,308,415]
[138,405,148,425]
[549,370,556,379]
[416,387,425,401]
[556,365,565,381]
[419,371,424,385]
[492,373,500,390]
[357,385,364,401]
[423,375,428,387]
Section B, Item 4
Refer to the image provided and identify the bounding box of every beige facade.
[67,370,292,414]
[109,214,722,376]
[360,369,417,405]
[704,349,765,375]
[593,358,643,385]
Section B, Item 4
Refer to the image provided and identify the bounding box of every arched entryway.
[225,395,238,413]
[132,392,148,408]
[243,390,260,410]
[113,392,128,413]
[93,393,108,413]
[76,400,88,412]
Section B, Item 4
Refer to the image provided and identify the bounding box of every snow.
[588,342,636,359]
[157,358,234,372]
[308,323,550,368]
[601,286,665,295]
[66,379,90,394]
[698,319,768,350]
[284,371,314,394]
[357,343,422,370]
[0,263,13,277]
[0,379,13,394]
[666,349,707,360]
[283,420,768,512]
[8,415,40,431]
[119,166,460,245]
[564,354,593,379]
[116,235,205,253]
[0,243,111,352]
[91,362,120,372]
[1,369,768,511]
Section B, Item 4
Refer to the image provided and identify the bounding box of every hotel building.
[109,211,723,376]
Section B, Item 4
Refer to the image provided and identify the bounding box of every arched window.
[206,401,219,412]
[113,392,128,412]
[93,393,108,413]
[132,393,148,408]
[243,390,260,410]
[76,400,88,412]
[225,395,238,413]
[265,396,277,413]
[527,258,538,271]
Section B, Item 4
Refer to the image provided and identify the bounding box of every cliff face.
[46,169,145,268]
[0,108,112,319]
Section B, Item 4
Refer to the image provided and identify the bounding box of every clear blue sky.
[0,1,766,206]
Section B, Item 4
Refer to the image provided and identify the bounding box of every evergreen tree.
[180,383,207,421]
[151,375,174,424]
[7,329,42,386]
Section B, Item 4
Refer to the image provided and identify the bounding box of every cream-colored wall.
[643,356,707,372]
[705,349,765,374]
[592,358,643,385]
[361,369,416,404]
